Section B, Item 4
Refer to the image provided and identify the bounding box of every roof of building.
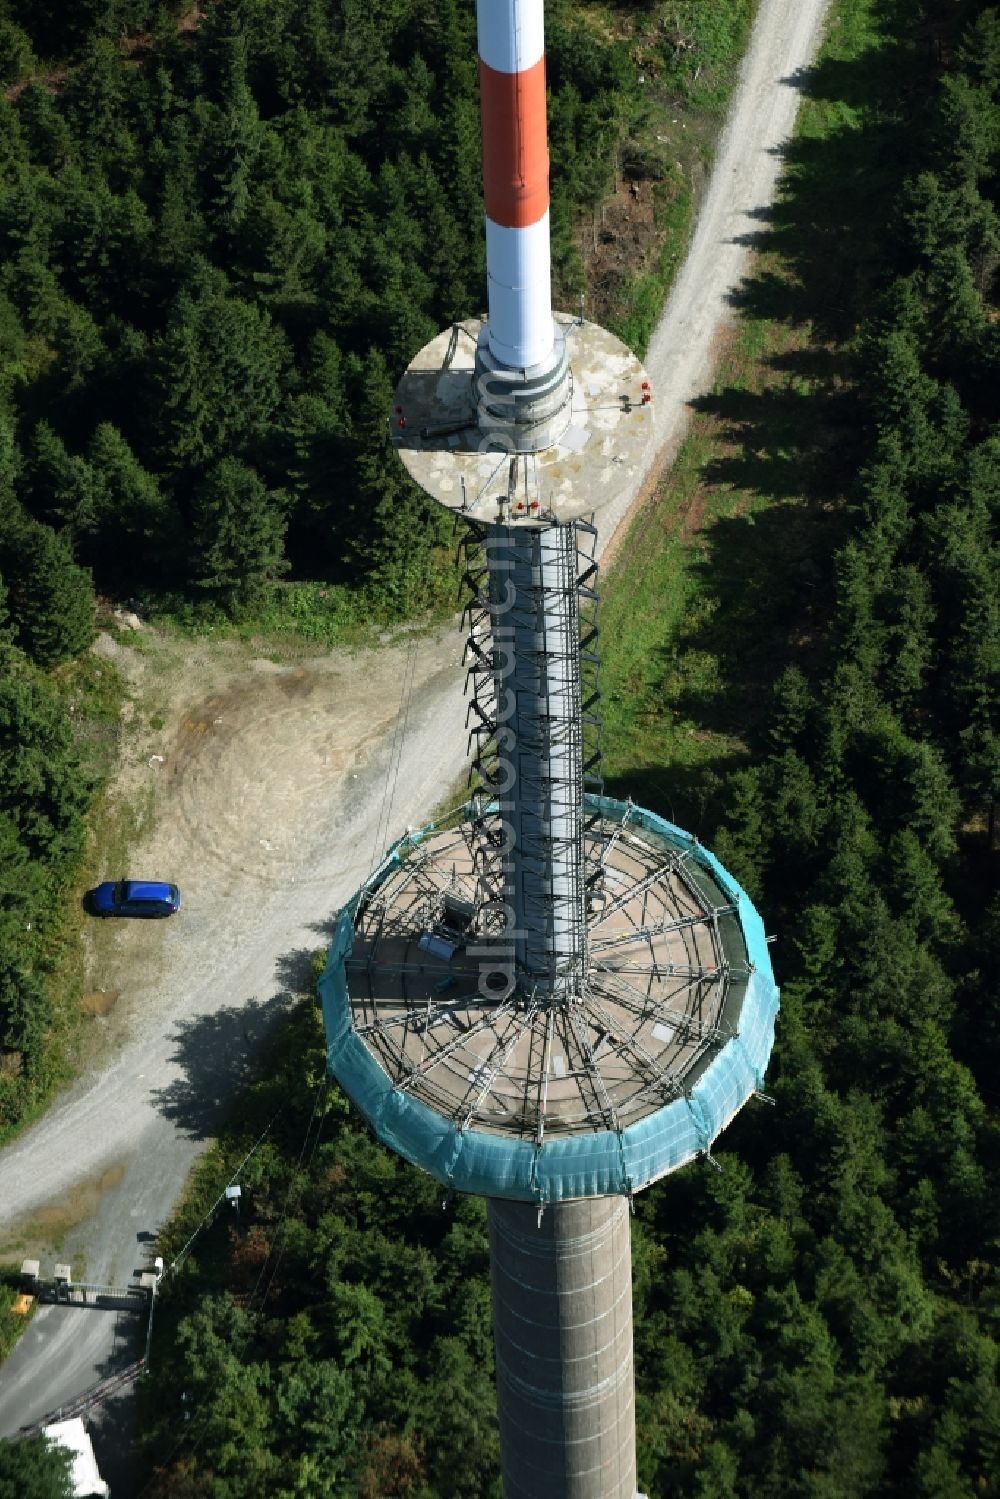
[43,1419,109,1498]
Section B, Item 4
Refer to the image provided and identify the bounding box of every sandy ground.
[0,0,831,1471]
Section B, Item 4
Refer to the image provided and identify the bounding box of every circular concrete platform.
[392,314,653,525]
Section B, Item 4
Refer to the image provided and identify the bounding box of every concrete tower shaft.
[489,1198,637,1499]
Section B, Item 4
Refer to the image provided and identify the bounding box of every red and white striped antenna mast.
[478,0,554,371]
[391,0,651,515]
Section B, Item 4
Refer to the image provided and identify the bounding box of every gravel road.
[0,0,831,1467]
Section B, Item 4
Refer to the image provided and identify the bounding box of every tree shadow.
[151,992,294,1138]
[689,380,860,505]
[66,1301,149,1499]
[89,1386,139,1499]
[722,12,939,343]
[88,1306,144,1495]
[604,759,744,843]
[727,127,907,341]
[672,496,843,752]
[11,1304,144,1492]
[273,939,327,996]
[150,925,338,1138]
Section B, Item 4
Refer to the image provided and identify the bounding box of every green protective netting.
[319,795,779,1203]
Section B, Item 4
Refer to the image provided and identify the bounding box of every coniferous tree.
[23,421,95,540]
[0,669,90,866]
[150,265,289,472]
[0,20,36,88]
[2,521,95,667]
[86,421,176,582]
[0,957,52,1068]
[189,457,288,612]
[348,349,451,613]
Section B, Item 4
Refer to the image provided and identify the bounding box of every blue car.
[90,880,182,918]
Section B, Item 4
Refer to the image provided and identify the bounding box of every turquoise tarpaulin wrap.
[319,795,779,1203]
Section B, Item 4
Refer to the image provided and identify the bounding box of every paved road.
[0,0,831,1480]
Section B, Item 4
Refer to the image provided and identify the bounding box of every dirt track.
[0,0,831,1451]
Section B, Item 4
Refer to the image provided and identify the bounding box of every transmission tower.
[320,5,779,1495]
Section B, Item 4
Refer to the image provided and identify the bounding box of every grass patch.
[586,0,761,353]
[57,649,127,787]
[0,647,135,1147]
[652,0,761,116]
[610,172,696,355]
[136,574,459,657]
[599,294,842,832]
[48,654,139,1083]
[141,580,375,651]
[599,425,748,833]
[599,0,923,834]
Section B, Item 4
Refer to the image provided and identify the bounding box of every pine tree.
[3,521,95,667]
[765,748,823,858]
[15,84,73,171]
[189,458,288,613]
[347,348,450,615]
[885,828,955,943]
[0,1433,73,1499]
[202,33,263,237]
[87,422,176,582]
[0,956,52,1064]
[711,766,770,904]
[150,265,289,471]
[23,420,96,540]
[155,164,207,279]
[0,20,37,89]
[0,669,90,866]
[884,564,935,717]
[62,36,130,170]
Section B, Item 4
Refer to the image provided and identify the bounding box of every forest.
[132,0,998,1494]
[0,0,732,1130]
[1,0,998,1494]
[0,0,650,618]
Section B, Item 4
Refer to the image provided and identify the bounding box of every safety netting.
[319,795,779,1203]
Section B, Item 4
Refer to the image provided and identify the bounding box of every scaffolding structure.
[322,793,776,1204]
[321,781,777,1499]
[462,518,604,993]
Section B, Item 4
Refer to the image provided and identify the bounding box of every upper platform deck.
[391,315,653,526]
